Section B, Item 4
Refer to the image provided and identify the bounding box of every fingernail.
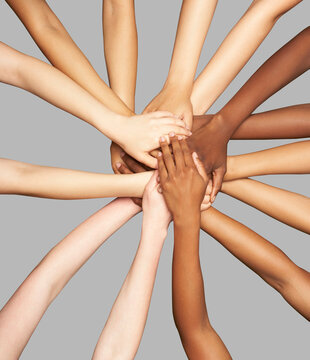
[116,162,121,169]
[169,132,175,137]
[120,151,125,157]
[193,152,198,159]
[178,135,183,140]
[157,151,162,157]
[189,131,192,136]
[211,196,215,203]
[160,136,166,142]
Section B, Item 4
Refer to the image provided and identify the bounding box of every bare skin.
[157,136,231,359]
[187,26,310,201]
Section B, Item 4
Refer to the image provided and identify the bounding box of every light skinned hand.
[143,87,193,129]
[115,111,191,168]
[142,170,172,229]
[157,134,209,220]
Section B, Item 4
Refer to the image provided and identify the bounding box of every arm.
[158,135,231,359]
[102,0,137,111]
[5,0,133,116]
[200,208,310,321]
[144,0,218,128]
[0,158,153,199]
[191,0,304,114]
[0,198,141,360]
[188,26,310,200]
[225,140,310,180]
[92,172,170,360]
[222,178,310,234]
[193,104,310,139]
[0,42,190,167]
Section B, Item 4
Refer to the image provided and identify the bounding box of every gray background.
[0,0,309,358]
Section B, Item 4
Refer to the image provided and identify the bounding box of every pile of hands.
[112,108,231,207]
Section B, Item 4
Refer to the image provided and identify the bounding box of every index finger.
[180,138,195,167]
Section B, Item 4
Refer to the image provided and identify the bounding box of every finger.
[140,153,158,169]
[170,133,185,170]
[200,202,212,211]
[180,138,195,167]
[132,198,143,207]
[160,136,175,175]
[152,111,179,119]
[206,179,213,195]
[192,152,207,181]
[157,152,168,182]
[211,168,226,203]
[157,184,163,194]
[116,162,133,175]
[122,153,147,173]
[162,125,192,137]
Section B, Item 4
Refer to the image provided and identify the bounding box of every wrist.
[163,77,193,96]
[210,113,234,141]
[173,209,200,228]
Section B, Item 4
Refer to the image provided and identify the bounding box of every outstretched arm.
[188,26,310,201]
[0,42,189,167]
[158,135,231,359]
[144,0,218,128]
[200,208,310,321]
[92,172,170,360]
[0,158,152,199]
[191,0,304,114]
[222,178,310,234]
[225,140,310,180]
[0,198,141,360]
[102,0,137,111]
[193,104,310,140]
[5,0,132,116]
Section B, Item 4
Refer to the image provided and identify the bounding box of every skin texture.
[188,26,310,201]
[92,172,170,360]
[0,42,190,168]
[191,0,303,114]
[0,198,141,359]
[200,208,310,321]
[157,136,231,359]
[144,0,218,128]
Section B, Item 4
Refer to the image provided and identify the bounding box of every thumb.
[211,168,225,203]
[192,152,207,181]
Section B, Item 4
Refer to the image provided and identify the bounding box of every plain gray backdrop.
[0,0,309,359]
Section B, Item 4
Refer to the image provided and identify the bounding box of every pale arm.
[191,0,303,114]
[200,208,310,320]
[0,158,152,199]
[92,172,170,360]
[5,0,133,116]
[0,198,141,360]
[222,178,310,234]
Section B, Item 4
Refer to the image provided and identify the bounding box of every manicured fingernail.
[116,162,121,169]
[188,131,192,136]
[160,136,166,142]
[157,151,162,157]
[169,132,175,137]
[120,151,125,157]
[178,135,183,140]
[193,151,198,159]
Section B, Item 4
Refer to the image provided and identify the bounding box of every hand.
[118,151,211,211]
[114,112,191,168]
[157,134,208,221]
[144,86,193,129]
[110,142,124,174]
[142,171,172,229]
[187,114,230,203]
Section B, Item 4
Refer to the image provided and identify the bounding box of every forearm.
[231,104,310,139]
[173,216,231,359]
[200,208,310,320]
[6,0,132,116]
[0,198,140,360]
[191,0,304,115]
[0,158,152,199]
[216,26,310,132]
[222,179,310,234]
[165,0,217,91]
[0,42,125,141]
[225,140,310,180]
[103,0,137,111]
[92,218,167,360]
